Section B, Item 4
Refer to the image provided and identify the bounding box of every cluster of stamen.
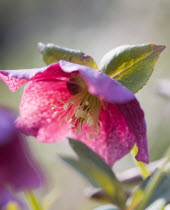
[52,76,102,138]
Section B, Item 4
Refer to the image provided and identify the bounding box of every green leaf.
[143,173,170,208]
[38,42,98,69]
[99,44,166,93]
[128,172,170,209]
[59,138,127,208]
[94,204,118,210]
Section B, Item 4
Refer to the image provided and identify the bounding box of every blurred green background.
[0,0,170,209]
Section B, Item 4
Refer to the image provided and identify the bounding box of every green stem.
[24,191,43,210]
[131,145,150,179]
[137,146,170,210]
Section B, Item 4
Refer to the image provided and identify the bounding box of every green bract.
[99,44,166,93]
[38,42,98,69]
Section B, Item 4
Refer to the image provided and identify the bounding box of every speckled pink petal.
[73,99,148,167]
[16,80,71,142]
[117,99,149,163]
[73,103,135,167]
[0,63,69,91]
[36,120,72,143]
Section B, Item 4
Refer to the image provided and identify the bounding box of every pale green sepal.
[99,44,166,93]
[38,42,98,69]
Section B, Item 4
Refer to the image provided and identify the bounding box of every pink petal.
[36,121,71,143]
[16,80,71,142]
[0,63,69,91]
[73,104,134,166]
[117,99,149,163]
[73,99,148,167]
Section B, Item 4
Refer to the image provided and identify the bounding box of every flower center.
[52,76,102,138]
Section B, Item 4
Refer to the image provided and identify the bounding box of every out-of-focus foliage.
[127,147,170,210]
[128,173,170,210]
[60,139,127,209]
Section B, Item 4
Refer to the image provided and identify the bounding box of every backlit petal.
[73,99,148,166]
[16,80,71,141]
[0,63,68,91]
[117,99,148,163]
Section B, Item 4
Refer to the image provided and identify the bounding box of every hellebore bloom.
[0,61,149,166]
[0,107,43,208]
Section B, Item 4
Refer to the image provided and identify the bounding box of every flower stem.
[24,191,43,210]
[137,146,170,210]
[131,145,150,179]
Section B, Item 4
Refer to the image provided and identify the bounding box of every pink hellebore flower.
[0,61,149,166]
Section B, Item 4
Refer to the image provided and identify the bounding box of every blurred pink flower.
[0,107,44,209]
[0,61,149,166]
